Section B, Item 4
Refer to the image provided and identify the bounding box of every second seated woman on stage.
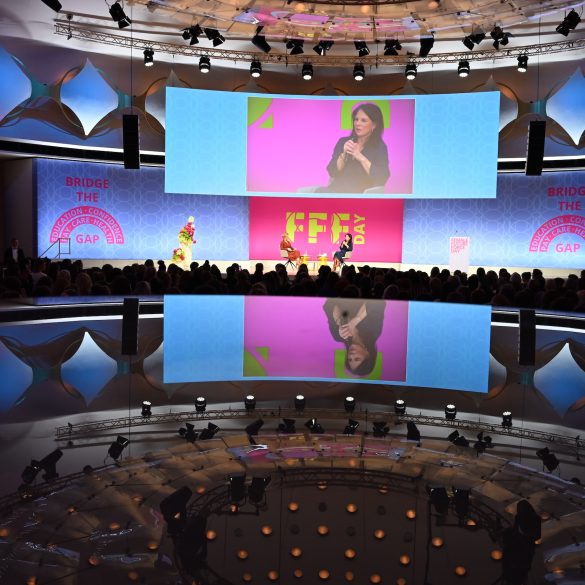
[280,232,301,267]
[333,233,353,270]
[317,103,390,194]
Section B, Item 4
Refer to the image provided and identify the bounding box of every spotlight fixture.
[428,486,450,515]
[144,47,154,67]
[252,29,272,53]
[344,396,356,413]
[141,400,152,417]
[278,418,296,433]
[406,421,420,442]
[502,411,513,427]
[305,418,324,434]
[313,40,334,56]
[107,435,129,460]
[453,488,470,517]
[199,422,219,440]
[248,476,271,504]
[343,419,360,435]
[229,474,247,503]
[195,396,206,413]
[245,418,264,437]
[204,28,225,46]
[447,430,460,442]
[245,395,256,411]
[462,36,475,51]
[405,62,417,80]
[250,59,262,78]
[474,435,487,454]
[556,10,580,36]
[179,422,198,442]
[286,39,304,55]
[462,30,485,50]
[445,403,457,420]
[457,60,470,77]
[302,62,313,80]
[491,26,512,49]
[517,55,528,72]
[536,447,559,472]
[109,1,131,29]
[383,39,402,56]
[419,35,434,57]
[182,25,202,45]
[353,63,365,81]
[394,399,406,415]
[372,421,389,438]
[21,460,41,485]
[41,0,62,11]
[294,394,306,411]
[453,435,470,447]
[160,486,192,534]
[38,449,63,482]
[354,41,370,57]
[199,56,211,73]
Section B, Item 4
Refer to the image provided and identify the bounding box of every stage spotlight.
[453,435,469,447]
[383,39,402,56]
[195,396,206,412]
[428,486,450,515]
[160,486,192,534]
[248,476,271,504]
[353,63,365,81]
[445,403,457,420]
[182,25,202,45]
[491,26,512,49]
[179,422,198,442]
[354,41,370,57]
[406,421,420,442]
[502,411,513,427]
[536,447,559,472]
[204,28,225,46]
[419,35,434,57]
[305,418,324,434]
[245,395,256,411]
[470,31,486,44]
[229,474,247,503]
[250,59,262,78]
[143,48,154,67]
[372,421,389,438]
[245,418,264,437]
[462,35,475,50]
[38,449,62,480]
[405,62,417,80]
[199,422,219,440]
[286,38,304,55]
[474,434,487,454]
[108,435,129,460]
[294,394,306,411]
[343,418,360,435]
[41,0,62,12]
[141,400,152,417]
[278,418,296,433]
[453,488,470,517]
[313,40,334,55]
[109,1,131,29]
[344,395,356,413]
[21,461,41,485]
[252,31,271,53]
[457,60,470,77]
[516,499,542,541]
[448,430,460,443]
[517,55,528,72]
[199,56,211,73]
[302,62,313,80]
[556,10,580,36]
[394,399,406,415]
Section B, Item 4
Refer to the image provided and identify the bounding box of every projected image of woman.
[323,298,385,377]
[317,103,390,194]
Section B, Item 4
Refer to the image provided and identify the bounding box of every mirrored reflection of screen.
[164,296,491,392]
[165,89,499,199]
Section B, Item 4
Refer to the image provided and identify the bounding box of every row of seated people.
[1,257,585,312]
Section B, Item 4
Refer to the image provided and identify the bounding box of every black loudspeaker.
[525,120,546,176]
[121,298,139,355]
[518,309,536,366]
[123,114,140,170]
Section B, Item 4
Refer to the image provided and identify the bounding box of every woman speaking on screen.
[317,103,390,194]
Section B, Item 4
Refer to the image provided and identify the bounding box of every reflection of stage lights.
[394,399,406,415]
[344,396,355,412]
[195,396,206,412]
[445,403,457,420]
[295,394,306,411]
[245,395,256,411]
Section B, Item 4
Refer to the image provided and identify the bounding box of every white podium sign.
[449,236,470,273]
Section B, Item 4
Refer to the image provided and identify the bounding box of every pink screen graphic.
[244,297,409,382]
[247,98,415,194]
[249,197,404,262]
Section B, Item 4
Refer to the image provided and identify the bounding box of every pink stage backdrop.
[249,197,404,262]
[243,297,409,382]
[247,98,415,194]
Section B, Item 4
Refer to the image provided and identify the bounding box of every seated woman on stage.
[333,233,353,270]
[280,232,301,266]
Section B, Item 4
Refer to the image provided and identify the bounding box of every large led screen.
[165,89,499,199]
[164,296,491,392]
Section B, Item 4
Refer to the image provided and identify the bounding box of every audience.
[1,256,585,312]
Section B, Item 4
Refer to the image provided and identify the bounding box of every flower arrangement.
[172,247,185,263]
[178,215,196,246]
